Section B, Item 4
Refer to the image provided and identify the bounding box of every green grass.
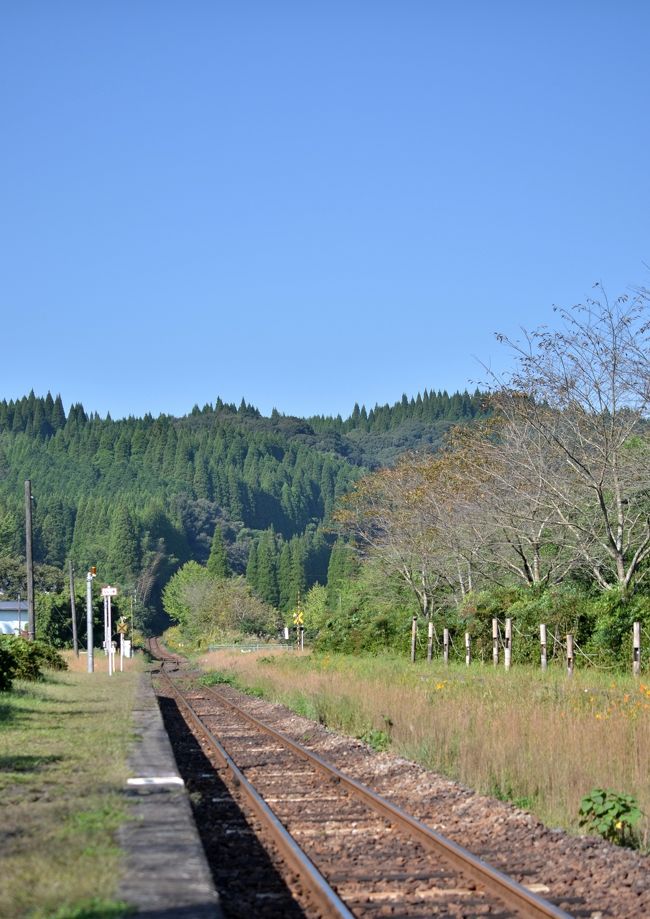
[0,665,140,918]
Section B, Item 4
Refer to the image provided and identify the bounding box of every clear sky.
[2,1,649,420]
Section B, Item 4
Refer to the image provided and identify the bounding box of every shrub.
[0,642,17,691]
[0,636,68,684]
[34,641,68,672]
[0,636,44,681]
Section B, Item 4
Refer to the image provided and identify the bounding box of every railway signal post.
[293,608,304,650]
[101,586,118,675]
[117,615,129,672]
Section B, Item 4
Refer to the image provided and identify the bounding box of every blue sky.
[2,1,649,420]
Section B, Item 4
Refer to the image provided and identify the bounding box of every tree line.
[0,384,483,637]
[323,290,650,662]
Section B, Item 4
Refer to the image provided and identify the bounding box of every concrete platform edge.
[117,670,222,918]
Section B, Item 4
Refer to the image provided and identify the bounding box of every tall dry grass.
[62,648,140,673]
[198,649,650,839]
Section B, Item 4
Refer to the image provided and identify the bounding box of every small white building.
[0,600,29,635]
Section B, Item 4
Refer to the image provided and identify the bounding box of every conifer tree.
[326,539,358,607]
[107,504,140,584]
[289,537,307,609]
[207,525,229,579]
[246,541,259,588]
[278,541,292,609]
[52,394,66,429]
[255,529,279,607]
[0,506,21,556]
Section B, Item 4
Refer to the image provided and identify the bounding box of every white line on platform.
[127,776,185,786]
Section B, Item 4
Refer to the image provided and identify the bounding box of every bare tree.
[443,417,581,588]
[492,288,650,594]
[335,459,452,618]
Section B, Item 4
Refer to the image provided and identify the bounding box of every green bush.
[0,636,67,684]
[0,636,43,681]
[458,584,597,664]
[0,642,17,691]
[34,641,68,672]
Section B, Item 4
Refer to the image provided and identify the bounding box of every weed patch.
[358,727,391,752]
[578,788,644,848]
[199,670,236,687]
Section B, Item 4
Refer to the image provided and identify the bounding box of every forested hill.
[0,388,485,621]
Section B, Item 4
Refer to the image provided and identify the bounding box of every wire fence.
[414,616,644,675]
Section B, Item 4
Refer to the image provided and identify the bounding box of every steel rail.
[157,667,354,919]
[202,683,574,919]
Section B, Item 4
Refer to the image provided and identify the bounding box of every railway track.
[147,638,575,918]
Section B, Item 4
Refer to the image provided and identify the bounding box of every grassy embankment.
[0,652,140,919]
[197,648,650,844]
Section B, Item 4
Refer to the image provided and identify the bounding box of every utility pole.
[25,480,35,641]
[69,560,79,656]
[86,567,96,672]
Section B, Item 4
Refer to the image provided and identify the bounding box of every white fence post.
[633,621,641,677]
[504,618,512,671]
[540,623,547,672]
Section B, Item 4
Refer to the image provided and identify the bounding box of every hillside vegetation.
[0,387,483,634]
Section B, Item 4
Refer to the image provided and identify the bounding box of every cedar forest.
[2,292,650,666]
[0,386,483,641]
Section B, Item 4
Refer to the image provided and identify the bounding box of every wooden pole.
[540,623,547,672]
[427,620,433,663]
[492,618,499,666]
[633,621,641,677]
[25,480,35,641]
[69,560,79,656]
[566,633,574,676]
[465,632,471,666]
[410,617,417,663]
[443,627,449,666]
[504,618,512,671]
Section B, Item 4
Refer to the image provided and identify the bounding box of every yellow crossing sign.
[293,610,304,626]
